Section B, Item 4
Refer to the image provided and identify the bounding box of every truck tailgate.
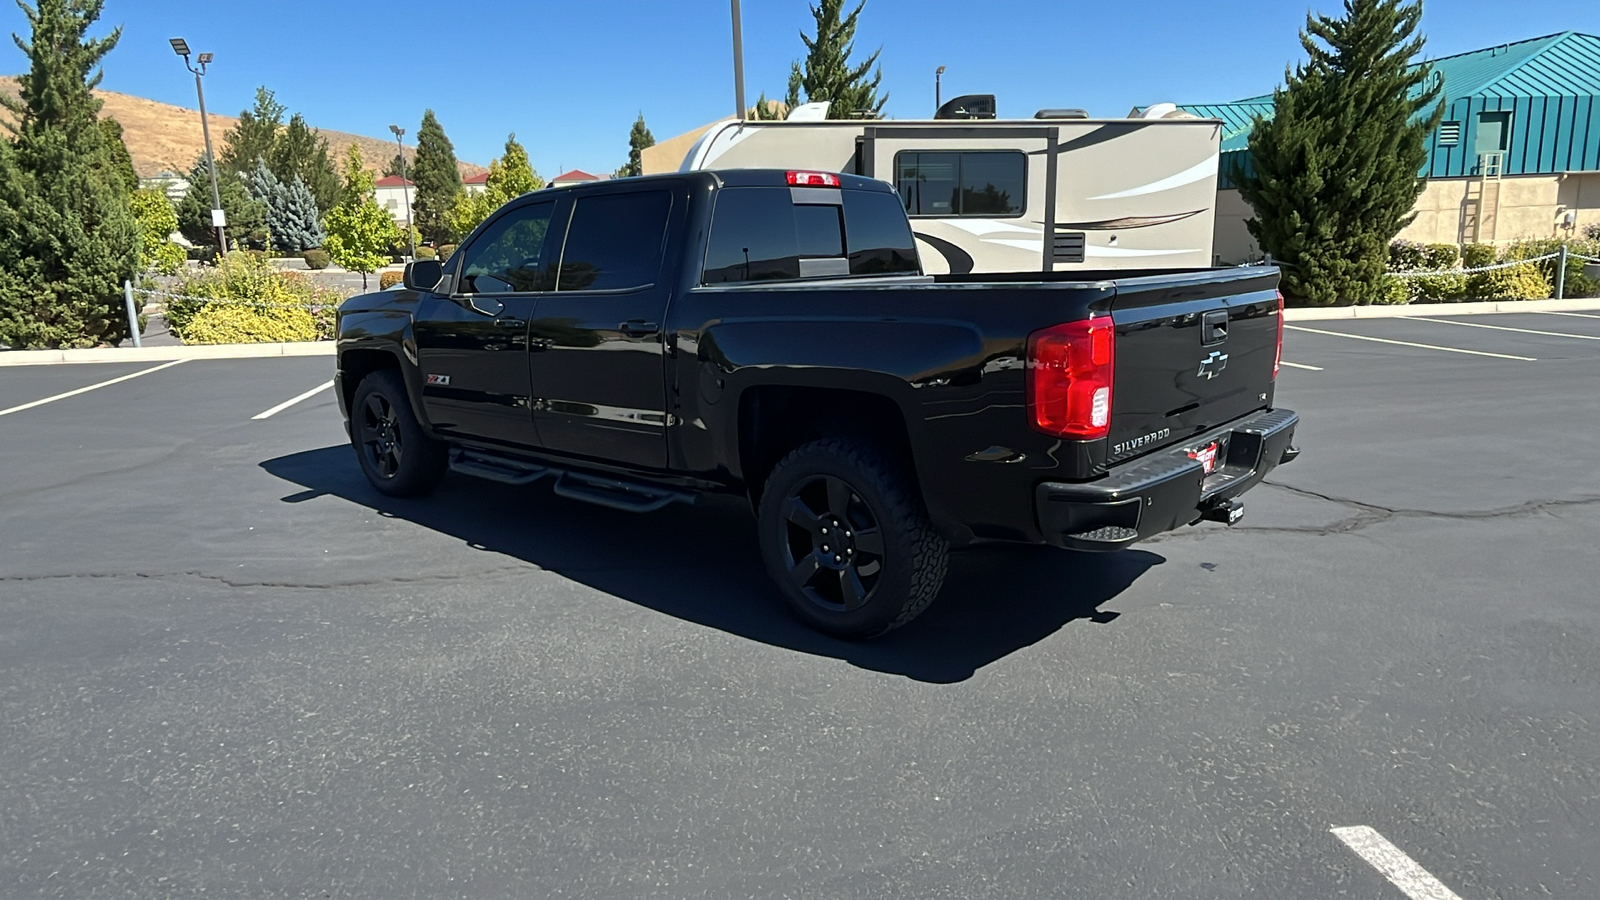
[1105,269,1280,464]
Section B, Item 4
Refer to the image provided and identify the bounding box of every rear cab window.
[701,186,920,286]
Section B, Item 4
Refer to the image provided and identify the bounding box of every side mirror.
[403,259,443,292]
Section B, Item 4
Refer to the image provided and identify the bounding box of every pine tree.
[270,113,341,215]
[410,109,462,244]
[176,155,266,249]
[797,0,886,119]
[1235,0,1442,305]
[99,116,138,194]
[324,144,400,290]
[622,114,654,177]
[0,0,140,349]
[248,158,324,252]
[220,86,285,177]
[785,61,804,110]
[752,93,782,120]
[383,152,407,178]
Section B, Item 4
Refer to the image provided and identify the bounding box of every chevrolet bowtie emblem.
[1197,351,1229,380]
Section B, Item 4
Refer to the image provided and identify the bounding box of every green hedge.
[302,248,330,270]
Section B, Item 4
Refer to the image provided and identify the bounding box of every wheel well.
[737,386,918,505]
[339,348,401,413]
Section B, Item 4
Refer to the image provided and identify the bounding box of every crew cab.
[335,169,1298,639]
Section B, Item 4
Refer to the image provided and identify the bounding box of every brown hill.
[0,76,485,179]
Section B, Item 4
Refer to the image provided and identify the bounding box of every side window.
[702,187,847,285]
[458,201,558,293]
[895,151,1025,217]
[842,189,920,275]
[555,191,672,292]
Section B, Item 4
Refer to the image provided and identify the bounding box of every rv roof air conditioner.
[935,94,997,120]
[785,102,831,122]
[1034,109,1090,119]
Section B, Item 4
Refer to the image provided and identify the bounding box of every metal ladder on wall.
[1463,152,1504,244]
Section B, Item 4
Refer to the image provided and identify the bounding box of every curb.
[1284,297,1600,321]
[0,341,335,367]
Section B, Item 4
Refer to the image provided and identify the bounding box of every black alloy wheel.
[349,369,448,498]
[778,474,887,613]
[758,439,949,639]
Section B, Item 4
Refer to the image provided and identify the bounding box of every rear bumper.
[1035,408,1298,552]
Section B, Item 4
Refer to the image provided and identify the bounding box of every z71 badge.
[425,374,451,386]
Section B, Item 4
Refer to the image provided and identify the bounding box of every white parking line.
[1533,310,1600,320]
[1331,826,1464,900]
[1280,361,1324,371]
[1405,316,1600,341]
[252,380,335,420]
[1286,325,1536,361]
[0,359,188,418]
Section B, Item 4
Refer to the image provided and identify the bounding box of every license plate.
[1189,441,1220,475]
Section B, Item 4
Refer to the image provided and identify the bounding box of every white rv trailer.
[677,110,1224,274]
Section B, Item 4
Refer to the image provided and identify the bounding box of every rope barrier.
[1389,252,1562,278]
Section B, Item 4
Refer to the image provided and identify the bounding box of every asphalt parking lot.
[3,310,1599,899]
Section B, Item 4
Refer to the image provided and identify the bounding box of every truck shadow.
[261,446,1163,684]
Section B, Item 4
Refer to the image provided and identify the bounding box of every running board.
[449,449,692,513]
[551,471,694,513]
[449,450,550,485]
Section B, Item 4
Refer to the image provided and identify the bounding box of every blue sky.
[2,0,1594,176]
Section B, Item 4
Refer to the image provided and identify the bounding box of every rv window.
[842,190,919,275]
[895,150,1025,218]
[701,187,848,285]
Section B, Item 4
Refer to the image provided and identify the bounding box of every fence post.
[1554,245,1568,300]
[123,279,142,349]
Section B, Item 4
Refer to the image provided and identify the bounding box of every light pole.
[730,0,746,120]
[935,65,946,115]
[389,124,416,259]
[170,38,226,252]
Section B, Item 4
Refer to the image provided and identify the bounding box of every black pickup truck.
[335,169,1297,638]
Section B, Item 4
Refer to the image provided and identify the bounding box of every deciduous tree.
[1235,0,1442,305]
[323,145,401,290]
[446,134,541,237]
[130,188,185,274]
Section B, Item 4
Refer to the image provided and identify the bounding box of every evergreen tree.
[219,86,285,176]
[751,93,782,121]
[99,116,138,194]
[410,109,462,243]
[323,144,400,290]
[383,152,407,178]
[0,0,139,349]
[796,0,886,119]
[785,61,804,110]
[248,158,324,252]
[176,155,266,249]
[621,114,654,177]
[270,113,341,214]
[1235,0,1442,305]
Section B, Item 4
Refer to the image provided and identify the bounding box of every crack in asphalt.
[0,565,537,591]
[1148,480,1600,542]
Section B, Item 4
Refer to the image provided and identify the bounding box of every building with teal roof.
[1145,32,1600,262]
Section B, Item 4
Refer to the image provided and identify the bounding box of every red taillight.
[786,170,841,187]
[1028,317,1115,440]
[1273,290,1284,380]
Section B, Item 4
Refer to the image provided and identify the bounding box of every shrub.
[1461,243,1495,270]
[379,270,403,290]
[302,248,330,270]
[1378,275,1410,305]
[438,243,457,260]
[181,303,318,344]
[1388,240,1427,271]
[167,251,342,342]
[1585,222,1600,241]
[1470,263,1551,301]
[1422,243,1459,270]
[415,246,437,260]
[1410,273,1467,303]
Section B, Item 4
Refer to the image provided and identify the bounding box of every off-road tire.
[758,439,949,639]
[350,369,448,498]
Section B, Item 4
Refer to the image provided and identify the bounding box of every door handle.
[494,317,524,328]
[618,320,659,338]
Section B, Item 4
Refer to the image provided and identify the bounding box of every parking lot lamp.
[936,65,946,115]
[170,38,226,252]
[389,124,417,260]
